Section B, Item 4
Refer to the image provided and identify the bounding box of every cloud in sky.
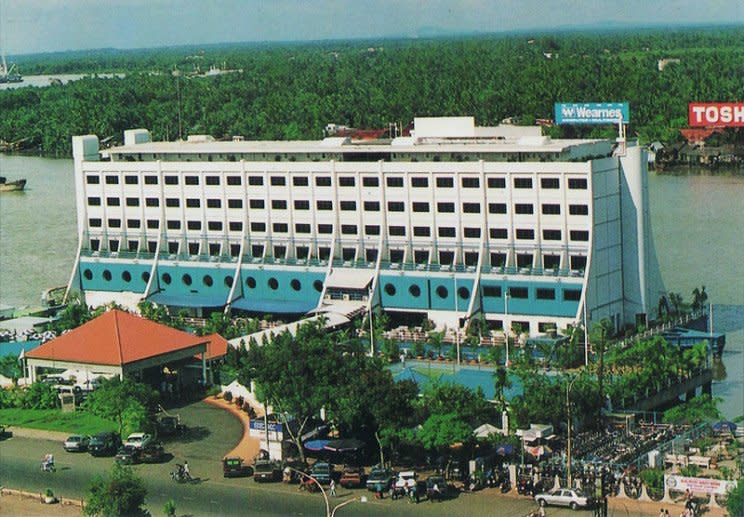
[1,0,742,55]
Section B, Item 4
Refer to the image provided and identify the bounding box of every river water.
[0,154,742,418]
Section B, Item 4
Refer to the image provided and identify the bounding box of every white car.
[535,488,594,510]
[123,432,152,449]
[394,470,417,490]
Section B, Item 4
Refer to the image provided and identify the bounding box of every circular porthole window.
[458,287,470,300]
[291,279,301,291]
[384,283,396,296]
[83,269,93,280]
[313,280,323,292]
[436,285,448,299]
[246,276,256,288]
[203,275,213,287]
[121,271,131,283]
[142,272,150,283]
[102,270,112,281]
[268,278,279,290]
[162,273,172,285]
[409,284,421,297]
[182,274,192,286]
[224,276,233,288]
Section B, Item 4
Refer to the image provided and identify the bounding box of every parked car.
[157,415,184,436]
[339,466,365,488]
[88,432,121,457]
[253,460,282,482]
[223,457,254,478]
[139,442,165,463]
[394,470,417,489]
[309,462,333,485]
[124,432,152,449]
[63,434,90,452]
[425,475,452,501]
[366,466,394,491]
[115,445,141,464]
[535,488,594,510]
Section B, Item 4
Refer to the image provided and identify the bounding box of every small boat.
[0,176,26,192]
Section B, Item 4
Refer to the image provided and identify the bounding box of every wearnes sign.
[555,102,630,125]
[689,102,744,127]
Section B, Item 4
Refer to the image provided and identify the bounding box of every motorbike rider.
[42,453,55,471]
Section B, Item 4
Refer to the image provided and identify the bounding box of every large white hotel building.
[68,117,663,335]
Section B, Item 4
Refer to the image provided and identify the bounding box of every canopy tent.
[304,439,331,452]
[711,421,737,433]
[322,438,365,453]
[473,423,501,438]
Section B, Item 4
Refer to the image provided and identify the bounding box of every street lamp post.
[566,375,579,488]
[368,286,375,356]
[504,290,510,367]
[453,274,460,367]
[330,496,368,517]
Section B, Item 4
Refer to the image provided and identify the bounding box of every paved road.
[0,401,658,516]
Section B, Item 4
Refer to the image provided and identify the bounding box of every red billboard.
[688,102,744,127]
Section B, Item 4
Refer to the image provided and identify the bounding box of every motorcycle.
[40,460,56,473]
[500,479,511,493]
[170,464,192,483]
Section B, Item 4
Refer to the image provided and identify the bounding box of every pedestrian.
[538,506,546,517]
[183,460,191,480]
[659,509,665,517]
[329,479,336,497]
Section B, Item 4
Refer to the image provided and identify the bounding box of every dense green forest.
[2,26,743,156]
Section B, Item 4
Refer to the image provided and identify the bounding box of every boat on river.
[0,176,27,192]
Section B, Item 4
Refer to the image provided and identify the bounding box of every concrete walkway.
[203,396,262,462]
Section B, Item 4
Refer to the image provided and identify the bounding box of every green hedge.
[0,408,117,435]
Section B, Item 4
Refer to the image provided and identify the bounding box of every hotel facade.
[67,117,663,336]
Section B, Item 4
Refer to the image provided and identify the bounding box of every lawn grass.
[0,408,117,435]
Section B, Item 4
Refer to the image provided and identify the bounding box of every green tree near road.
[84,462,147,517]
[727,479,744,517]
[83,378,159,438]
[663,394,722,425]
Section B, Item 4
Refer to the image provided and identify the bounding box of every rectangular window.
[106,197,120,206]
[270,176,286,186]
[339,176,355,187]
[295,223,311,234]
[411,177,428,188]
[438,227,456,238]
[294,200,310,210]
[568,178,588,189]
[86,175,100,184]
[208,221,222,231]
[164,175,178,185]
[207,199,221,208]
[316,176,332,187]
[487,177,506,188]
[340,201,357,211]
[126,219,141,229]
[188,242,200,255]
[563,289,582,301]
[541,203,561,215]
[570,255,587,270]
[387,201,404,212]
[109,240,119,252]
[488,203,507,214]
[483,285,502,297]
[461,177,480,188]
[341,224,357,235]
[516,229,534,240]
[439,250,455,265]
[388,225,406,236]
[292,176,309,186]
[514,177,533,189]
[105,175,119,185]
[146,219,159,229]
[570,230,589,241]
[362,176,379,187]
[363,201,380,211]
[226,175,241,186]
[228,199,243,209]
[490,228,508,239]
[166,220,181,230]
[543,229,562,240]
[108,218,121,228]
[463,227,481,238]
[544,254,560,269]
[413,226,431,237]
[167,241,179,254]
[248,176,264,186]
[490,252,506,266]
[126,197,139,207]
[386,176,403,187]
[316,200,333,210]
[536,288,555,300]
[516,253,533,268]
[463,202,481,214]
[272,223,288,233]
[206,176,220,186]
[249,199,265,209]
[184,175,199,185]
[317,224,333,234]
[145,197,159,207]
[412,202,429,212]
[569,204,589,215]
[187,221,201,230]
[251,244,264,257]
[541,177,560,189]
[88,218,102,227]
[509,287,528,299]
[186,198,200,208]
[88,196,101,206]
[436,177,454,188]
[437,202,455,213]
[272,200,287,209]
[389,249,404,262]
[124,175,138,185]
[165,198,180,208]
[145,175,158,185]
[250,222,266,232]
[365,225,380,235]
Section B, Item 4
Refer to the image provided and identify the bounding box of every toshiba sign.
[688,102,744,127]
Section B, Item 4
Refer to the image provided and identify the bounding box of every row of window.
[381,282,581,302]
[86,174,589,190]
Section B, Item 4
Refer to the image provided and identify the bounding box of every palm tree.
[691,286,708,313]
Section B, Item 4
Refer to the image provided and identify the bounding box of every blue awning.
[230,297,316,314]
[148,293,227,308]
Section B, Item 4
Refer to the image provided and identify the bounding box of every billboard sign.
[665,475,737,495]
[689,102,744,127]
[555,102,629,125]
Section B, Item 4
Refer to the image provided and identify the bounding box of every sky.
[1,0,743,56]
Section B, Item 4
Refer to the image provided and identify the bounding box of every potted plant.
[43,488,57,504]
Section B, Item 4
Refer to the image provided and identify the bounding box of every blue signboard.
[555,102,630,125]
[249,420,283,433]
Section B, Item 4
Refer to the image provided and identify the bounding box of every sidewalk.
[203,396,262,461]
[4,427,69,442]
